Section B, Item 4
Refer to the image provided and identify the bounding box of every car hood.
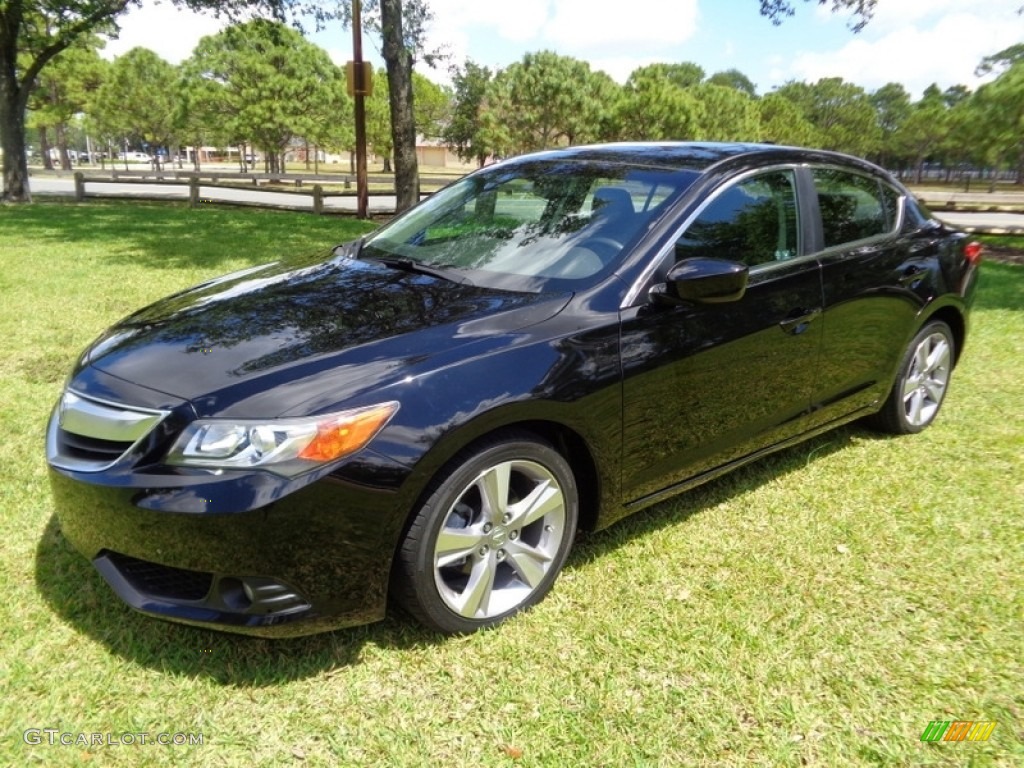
[77,252,570,418]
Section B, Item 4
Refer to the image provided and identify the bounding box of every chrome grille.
[48,389,170,472]
[57,431,133,462]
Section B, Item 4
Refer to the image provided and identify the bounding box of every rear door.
[620,167,825,505]
[806,167,929,427]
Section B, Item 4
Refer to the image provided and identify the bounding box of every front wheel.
[392,433,579,634]
[868,320,955,434]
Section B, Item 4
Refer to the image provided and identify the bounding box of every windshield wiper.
[366,255,472,285]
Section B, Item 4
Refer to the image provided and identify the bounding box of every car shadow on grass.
[565,424,864,570]
[33,515,447,686]
[35,423,872,685]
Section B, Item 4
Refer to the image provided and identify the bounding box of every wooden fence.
[67,169,460,215]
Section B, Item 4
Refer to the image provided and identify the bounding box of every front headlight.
[166,402,399,476]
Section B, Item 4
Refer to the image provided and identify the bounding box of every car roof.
[511,141,885,177]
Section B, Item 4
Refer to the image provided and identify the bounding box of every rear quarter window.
[813,168,893,248]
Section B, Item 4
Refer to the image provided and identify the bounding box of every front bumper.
[48,458,408,638]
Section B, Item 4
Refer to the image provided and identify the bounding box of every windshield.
[362,160,698,292]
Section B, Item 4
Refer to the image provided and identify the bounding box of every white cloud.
[543,0,699,51]
[424,0,698,64]
[784,2,1023,97]
[426,0,551,45]
[101,3,226,63]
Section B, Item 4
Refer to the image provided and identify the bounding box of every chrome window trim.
[621,163,907,308]
[620,163,803,309]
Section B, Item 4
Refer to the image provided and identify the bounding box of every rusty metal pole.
[352,0,369,219]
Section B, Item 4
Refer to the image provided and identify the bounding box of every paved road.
[26,175,1024,232]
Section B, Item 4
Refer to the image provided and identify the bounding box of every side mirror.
[651,257,749,305]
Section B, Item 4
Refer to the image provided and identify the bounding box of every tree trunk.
[55,122,72,170]
[40,127,54,170]
[380,0,419,213]
[0,57,31,201]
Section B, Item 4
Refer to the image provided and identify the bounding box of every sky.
[102,0,1024,99]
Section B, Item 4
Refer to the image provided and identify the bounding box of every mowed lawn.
[1,200,1021,767]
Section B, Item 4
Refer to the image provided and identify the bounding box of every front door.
[620,169,824,505]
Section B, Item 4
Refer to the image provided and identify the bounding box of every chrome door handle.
[779,308,821,335]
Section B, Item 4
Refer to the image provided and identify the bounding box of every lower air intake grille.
[105,551,213,601]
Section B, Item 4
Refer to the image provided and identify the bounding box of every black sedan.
[47,143,981,636]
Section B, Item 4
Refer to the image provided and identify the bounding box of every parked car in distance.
[47,142,981,637]
[118,151,152,163]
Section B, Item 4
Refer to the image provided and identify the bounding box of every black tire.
[867,320,955,435]
[392,432,579,634]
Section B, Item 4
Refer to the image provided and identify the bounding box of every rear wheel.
[392,433,578,634]
[868,320,955,434]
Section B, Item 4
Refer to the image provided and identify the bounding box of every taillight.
[964,241,983,267]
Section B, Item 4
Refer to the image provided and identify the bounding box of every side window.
[675,170,799,268]
[813,168,890,248]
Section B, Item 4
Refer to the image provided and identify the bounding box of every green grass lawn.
[1,200,1021,767]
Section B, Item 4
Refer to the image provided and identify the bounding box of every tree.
[0,0,282,202]
[972,62,1024,184]
[942,84,970,108]
[942,94,985,189]
[174,60,231,170]
[26,37,106,170]
[482,51,615,153]
[773,78,878,156]
[976,43,1024,76]
[412,71,449,140]
[305,74,354,173]
[442,58,493,166]
[181,19,344,173]
[91,47,177,168]
[614,65,703,141]
[366,70,395,168]
[690,83,760,141]
[759,0,877,31]
[223,0,436,211]
[707,68,758,97]
[870,82,910,169]
[757,92,818,146]
[896,86,952,183]
[634,61,705,90]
